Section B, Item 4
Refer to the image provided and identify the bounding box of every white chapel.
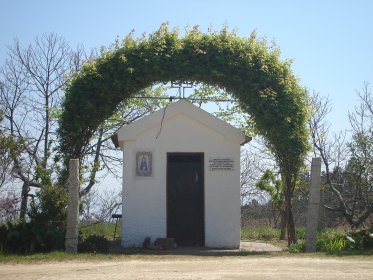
[116,100,249,248]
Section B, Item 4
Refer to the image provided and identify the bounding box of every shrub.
[315,228,373,253]
[0,184,69,255]
[0,221,65,254]
[346,228,373,250]
[288,242,305,253]
[317,229,347,253]
[296,227,306,240]
[78,234,109,253]
[28,184,68,229]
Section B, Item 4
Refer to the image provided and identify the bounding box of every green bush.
[0,185,67,255]
[78,234,109,253]
[0,221,65,254]
[346,228,373,250]
[315,228,373,253]
[296,227,306,240]
[28,185,68,229]
[288,242,305,253]
[317,229,348,253]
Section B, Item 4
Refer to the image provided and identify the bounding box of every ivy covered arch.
[58,25,309,243]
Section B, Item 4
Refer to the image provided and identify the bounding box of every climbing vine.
[58,24,310,244]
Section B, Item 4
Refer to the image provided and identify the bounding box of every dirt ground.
[1,254,373,280]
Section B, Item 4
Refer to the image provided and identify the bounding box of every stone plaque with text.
[209,158,234,171]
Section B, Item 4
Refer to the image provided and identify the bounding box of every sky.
[1,0,372,132]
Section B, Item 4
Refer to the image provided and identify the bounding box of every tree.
[343,134,373,226]
[256,170,286,239]
[0,33,75,220]
[0,106,22,222]
[0,111,12,188]
[81,187,121,222]
[308,84,373,228]
[0,33,170,221]
[240,149,268,205]
[341,82,373,226]
[78,85,168,197]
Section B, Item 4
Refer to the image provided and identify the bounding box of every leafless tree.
[0,34,170,221]
[240,144,270,205]
[308,85,373,228]
[0,33,86,220]
[81,187,122,222]
[0,111,10,188]
[239,140,291,235]
[308,91,348,168]
[78,85,168,197]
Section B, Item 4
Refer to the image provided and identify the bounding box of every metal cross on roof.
[171,80,194,99]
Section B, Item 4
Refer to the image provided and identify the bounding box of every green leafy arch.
[59,25,309,188]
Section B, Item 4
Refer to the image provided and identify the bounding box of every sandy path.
[1,255,373,280]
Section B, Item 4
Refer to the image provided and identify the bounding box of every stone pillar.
[65,159,80,253]
[305,157,321,252]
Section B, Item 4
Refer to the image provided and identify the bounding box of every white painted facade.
[117,100,246,248]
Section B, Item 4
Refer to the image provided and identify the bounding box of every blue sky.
[1,0,373,132]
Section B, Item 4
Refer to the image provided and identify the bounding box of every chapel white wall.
[121,113,242,248]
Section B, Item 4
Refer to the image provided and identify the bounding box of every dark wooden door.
[167,153,204,246]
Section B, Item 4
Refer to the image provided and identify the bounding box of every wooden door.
[167,153,205,246]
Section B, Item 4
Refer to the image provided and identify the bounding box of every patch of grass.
[79,222,121,240]
[0,251,123,263]
[241,227,306,241]
[327,249,373,256]
[241,227,280,240]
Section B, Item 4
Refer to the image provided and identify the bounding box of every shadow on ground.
[108,240,284,257]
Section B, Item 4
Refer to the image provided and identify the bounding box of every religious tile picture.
[136,151,152,177]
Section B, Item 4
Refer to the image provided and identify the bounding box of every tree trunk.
[280,210,286,240]
[284,175,297,245]
[43,93,49,169]
[19,181,30,221]
[79,129,104,197]
[284,198,296,245]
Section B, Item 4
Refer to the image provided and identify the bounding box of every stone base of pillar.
[305,157,321,252]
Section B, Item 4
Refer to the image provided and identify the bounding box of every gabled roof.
[116,100,248,145]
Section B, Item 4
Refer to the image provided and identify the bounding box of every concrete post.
[305,157,321,252]
[65,159,80,253]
